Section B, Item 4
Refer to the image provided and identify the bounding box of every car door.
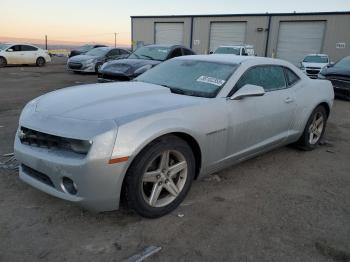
[5,45,23,64]
[21,45,38,64]
[225,65,297,160]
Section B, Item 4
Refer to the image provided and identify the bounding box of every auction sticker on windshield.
[197,76,226,86]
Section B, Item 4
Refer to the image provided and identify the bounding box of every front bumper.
[98,70,132,82]
[67,62,95,73]
[14,115,129,212]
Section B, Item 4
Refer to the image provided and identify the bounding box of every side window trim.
[228,64,289,97]
[283,66,301,87]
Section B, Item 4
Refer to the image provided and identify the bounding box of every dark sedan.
[97,45,195,82]
[319,56,350,100]
[69,44,107,58]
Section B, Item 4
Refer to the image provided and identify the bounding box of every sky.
[0,0,349,47]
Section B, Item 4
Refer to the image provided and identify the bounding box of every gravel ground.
[0,58,349,262]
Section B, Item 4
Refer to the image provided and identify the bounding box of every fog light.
[62,177,78,195]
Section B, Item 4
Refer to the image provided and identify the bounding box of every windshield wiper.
[140,54,156,60]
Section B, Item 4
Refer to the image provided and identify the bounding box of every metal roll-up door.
[209,22,247,52]
[155,23,184,45]
[276,21,326,65]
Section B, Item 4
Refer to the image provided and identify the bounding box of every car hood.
[302,62,328,68]
[321,66,350,77]
[101,59,161,74]
[35,82,204,122]
[68,54,100,63]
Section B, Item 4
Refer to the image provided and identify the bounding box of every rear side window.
[21,45,38,51]
[182,48,194,56]
[284,68,300,86]
[236,65,286,92]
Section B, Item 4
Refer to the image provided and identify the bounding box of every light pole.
[114,32,117,48]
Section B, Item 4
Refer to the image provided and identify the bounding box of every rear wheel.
[124,135,195,218]
[36,57,45,67]
[0,57,7,67]
[297,105,327,150]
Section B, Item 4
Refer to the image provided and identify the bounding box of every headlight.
[69,139,93,154]
[318,73,326,79]
[134,64,152,75]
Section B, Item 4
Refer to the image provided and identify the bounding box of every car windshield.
[334,57,350,68]
[135,59,238,98]
[214,47,240,55]
[303,55,329,63]
[128,46,171,61]
[0,43,11,50]
[85,47,109,57]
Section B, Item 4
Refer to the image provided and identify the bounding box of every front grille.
[306,69,320,75]
[19,127,90,155]
[20,127,71,150]
[68,62,83,69]
[22,164,54,187]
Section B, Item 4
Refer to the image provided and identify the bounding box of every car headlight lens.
[69,139,93,154]
[318,73,326,79]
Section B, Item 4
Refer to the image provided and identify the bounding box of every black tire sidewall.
[0,57,6,67]
[36,57,45,67]
[125,136,195,218]
[299,106,327,150]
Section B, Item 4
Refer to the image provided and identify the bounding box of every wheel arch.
[317,101,330,118]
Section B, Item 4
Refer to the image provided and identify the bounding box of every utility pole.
[45,35,48,50]
[114,32,117,48]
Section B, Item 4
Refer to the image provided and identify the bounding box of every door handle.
[284,97,294,103]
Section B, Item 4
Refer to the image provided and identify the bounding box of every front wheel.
[0,57,7,67]
[124,135,195,218]
[297,105,327,150]
[36,57,46,67]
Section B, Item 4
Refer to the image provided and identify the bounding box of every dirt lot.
[0,58,349,262]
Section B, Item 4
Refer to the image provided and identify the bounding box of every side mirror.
[7,48,13,52]
[230,84,265,100]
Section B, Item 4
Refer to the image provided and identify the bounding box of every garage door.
[155,23,184,45]
[276,21,326,65]
[209,22,247,52]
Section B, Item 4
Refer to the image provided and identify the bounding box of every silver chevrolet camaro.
[14,55,334,218]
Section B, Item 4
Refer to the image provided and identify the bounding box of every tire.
[124,135,195,218]
[297,105,327,150]
[95,63,102,73]
[0,57,7,67]
[36,57,46,67]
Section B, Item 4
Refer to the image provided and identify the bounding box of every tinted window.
[107,49,120,57]
[236,66,286,91]
[136,59,238,98]
[21,45,38,51]
[85,47,110,56]
[10,45,21,52]
[182,48,194,56]
[168,48,183,59]
[120,49,130,55]
[284,68,300,86]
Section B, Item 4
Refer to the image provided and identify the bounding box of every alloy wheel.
[308,112,324,144]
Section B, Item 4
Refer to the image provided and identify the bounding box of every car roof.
[142,44,188,49]
[175,54,282,65]
[219,45,254,48]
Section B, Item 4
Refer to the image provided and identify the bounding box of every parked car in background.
[0,43,51,67]
[98,44,195,82]
[300,54,330,79]
[69,44,107,58]
[212,45,255,56]
[67,47,130,73]
[318,56,350,100]
[15,55,334,218]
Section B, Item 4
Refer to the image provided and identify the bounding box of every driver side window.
[168,48,183,59]
[235,65,286,92]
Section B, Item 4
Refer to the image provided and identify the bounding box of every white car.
[213,45,256,56]
[0,43,51,67]
[300,54,330,79]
